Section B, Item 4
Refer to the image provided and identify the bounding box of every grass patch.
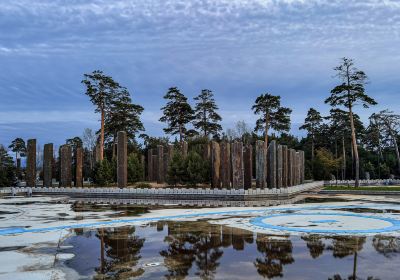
[324,185,400,192]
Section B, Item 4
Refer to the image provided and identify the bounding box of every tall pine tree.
[300,108,323,171]
[252,93,292,146]
[160,87,194,143]
[193,89,222,138]
[325,58,377,187]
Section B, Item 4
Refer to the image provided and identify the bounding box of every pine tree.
[372,110,400,174]
[0,145,16,187]
[82,70,121,161]
[8,137,26,165]
[104,88,144,145]
[160,87,194,143]
[300,108,323,167]
[193,89,222,138]
[252,93,292,146]
[325,58,377,187]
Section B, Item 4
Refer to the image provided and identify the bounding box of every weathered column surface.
[220,142,231,189]
[267,140,277,189]
[75,147,83,188]
[211,141,221,188]
[147,149,153,181]
[152,155,158,183]
[182,141,188,158]
[243,144,252,190]
[117,131,127,188]
[277,145,283,188]
[26,139,36,187]
[255,141,266,189]
[231,142,244,189]
[157,145,164,184]
[282,145,288,188]
[140,154,146,181]
[43,143,53,187]
[60,144,72,187]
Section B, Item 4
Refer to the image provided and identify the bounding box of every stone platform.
[1,181,323,201]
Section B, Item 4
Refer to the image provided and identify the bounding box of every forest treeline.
[1,57,399,187]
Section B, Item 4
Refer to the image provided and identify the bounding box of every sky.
[0,0,400,147]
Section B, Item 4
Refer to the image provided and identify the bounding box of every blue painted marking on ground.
[309,220,338,223]
[1,204,399,236]
[250,213,400,234]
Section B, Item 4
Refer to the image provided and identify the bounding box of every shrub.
[93,158,114,186]
[167,152,186,186]
[127,153,144,183]
[185,151,209,186]
[313,148,341,180]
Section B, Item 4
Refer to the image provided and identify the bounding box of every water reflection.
[62,221,400,279]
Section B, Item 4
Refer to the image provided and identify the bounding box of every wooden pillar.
[75,147,83,187]
[26,139,36,187]
[300,150,305,183]
[282,145,288,188]
[157,145,164,184]
[243,144,252,190]
[43,143,53,188]
[296,152,300,185]
[147,149,153,181]
[267,140,277,189]
[220,142,231,189]
[152,155,158,182]
[117,131,127,188]
[211,141,221,188]
[289,149,296,186]
[277,145,283,189]
[255,140,266,189]
[60,144,72,187]
[182,141,188,158]
[140,155,146,181]
[231,142,244,189]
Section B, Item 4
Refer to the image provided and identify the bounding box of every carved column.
[267,140,277,189]
[220,142,231,189]
[231,142,244,189]
[243,144,252,189]
[26,139,36,188]
[75,147,83,187]
[255,140,266,189]
[211,141,221,188]
[43,143,53,188]
[60,144,72,187]
[277,145,283,188]
[157,145,164,184]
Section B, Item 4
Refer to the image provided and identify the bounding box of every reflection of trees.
[96,226,145,279]
[161,222,255,280]
[326,237,365,258]
[254,234,294,278]
[302,235,325,259]
[373,236,400,258]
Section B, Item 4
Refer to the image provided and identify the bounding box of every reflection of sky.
[1,0,399,145]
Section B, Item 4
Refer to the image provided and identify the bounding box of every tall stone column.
[140,154,146,181]
[231,142,244,189]
[300,150,305,183]
[60,145,72,187]
[75,147,83,188]
[182,141,188,158]
[117,131,127,188]
[220,142,231,189]
[203,142,211,160]
[277,145,283,188]
[290,149,296,186]
[296,152,301,185]
[26,139,36,187]
[267,140,277,189]
[211,141,221,188]
[255,141,266,189]
[282,145,288,188]
[152,155,158,182]
[43,143,53,187]
[243,144,252,189]
[157,145,164,184]
[147,149,153,181]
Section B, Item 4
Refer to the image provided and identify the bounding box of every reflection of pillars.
[232,228,245,251]
[100,228,105,274]
[210,226,222,247]
[353,239,358,280]
[156,221,164,232]
[243,229,254,244]
[221,226,232,248]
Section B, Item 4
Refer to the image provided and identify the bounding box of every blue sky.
[0,0,399,147]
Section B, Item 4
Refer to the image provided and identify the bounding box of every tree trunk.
[100,108,105,161]
[311,134,315,175]
[342,136,346,180]
[264,114,269,147]
[389,129,400,174]
[349,107,360,187]
[179,124,183,144]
